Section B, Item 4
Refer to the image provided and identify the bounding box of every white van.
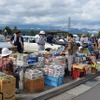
[23,36,61,52]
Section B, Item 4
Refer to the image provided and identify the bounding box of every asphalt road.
[47,76,100,100]
[72,83,100,100]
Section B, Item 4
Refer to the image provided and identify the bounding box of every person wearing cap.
[89,34,97,48]
[10,30,24,53]
[36,31,46,51]
[0,48,20,93]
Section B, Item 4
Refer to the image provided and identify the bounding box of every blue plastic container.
[28,57,38,64]
[44,75,64,87]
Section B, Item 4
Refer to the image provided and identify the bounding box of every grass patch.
[83,48,88,55]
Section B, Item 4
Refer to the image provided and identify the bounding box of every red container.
[72,69,86,80]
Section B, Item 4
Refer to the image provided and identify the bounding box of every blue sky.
[0,0,100,29]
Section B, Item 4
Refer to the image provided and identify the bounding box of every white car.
[0,35,16,52]
[23,36,62,52]
[73,34,80,41]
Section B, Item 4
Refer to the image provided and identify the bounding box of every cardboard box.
[4,94,15,100]
[73,64,86,69]
[24,77,44,92]
[0,75,15,100]
[0,92,3,100]
[73,64,90,72]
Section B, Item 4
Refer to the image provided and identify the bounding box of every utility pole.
[68,17,71,30]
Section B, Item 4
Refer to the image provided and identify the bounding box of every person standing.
[36,31,45,51]
[98,38,100,48]
[3,29,8,39]
[46,34,53,43]
[61,34,74,75]
[98,38,100,54]
[80,34,86,47]
[10,30,24,53]
[89,34,97,48]
[88,40,94,55]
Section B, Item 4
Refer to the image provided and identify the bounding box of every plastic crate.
[24,77,44,92]
[44,75,64,87]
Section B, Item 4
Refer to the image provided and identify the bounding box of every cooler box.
[0,75,16,100]
[24,77,44,92]
[44,75,64,87]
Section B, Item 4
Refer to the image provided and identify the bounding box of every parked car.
[23,36,62,52]
[0,35,16,53]
[73,34,80,41]
[6,35,12,42]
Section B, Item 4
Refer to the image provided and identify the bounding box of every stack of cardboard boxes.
[0,72,15,100]
[24,69,44,92]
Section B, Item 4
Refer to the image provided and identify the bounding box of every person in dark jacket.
[46,34,53,43]
[10,30,24,53]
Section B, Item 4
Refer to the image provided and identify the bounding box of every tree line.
[0,26,35,36]
[0,26,100,38]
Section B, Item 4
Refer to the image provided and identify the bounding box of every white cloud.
[0,0,100,29]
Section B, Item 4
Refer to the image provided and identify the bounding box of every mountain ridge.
[0,24,99,34]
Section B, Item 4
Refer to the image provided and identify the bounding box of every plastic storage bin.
[44,75,64,87]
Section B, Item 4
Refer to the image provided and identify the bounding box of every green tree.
[29,30,35,36]
[57,33,62,37]
[77,33,82,38]
[63,32,69,37]
[4,26,12,35]
[12,26,17,33]
[98,31,100,38]
[86,33,91,37]
[0,29,2,34]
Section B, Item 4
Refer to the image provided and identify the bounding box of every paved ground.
[16,76,73,100]
[47,75,100,100]
[72,83,100,100]
[16,71,100,100]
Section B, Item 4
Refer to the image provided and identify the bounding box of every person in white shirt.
[80,34,88,48]
[83,36,88,43]
[80,34,85,46]
[36,31,45,51]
